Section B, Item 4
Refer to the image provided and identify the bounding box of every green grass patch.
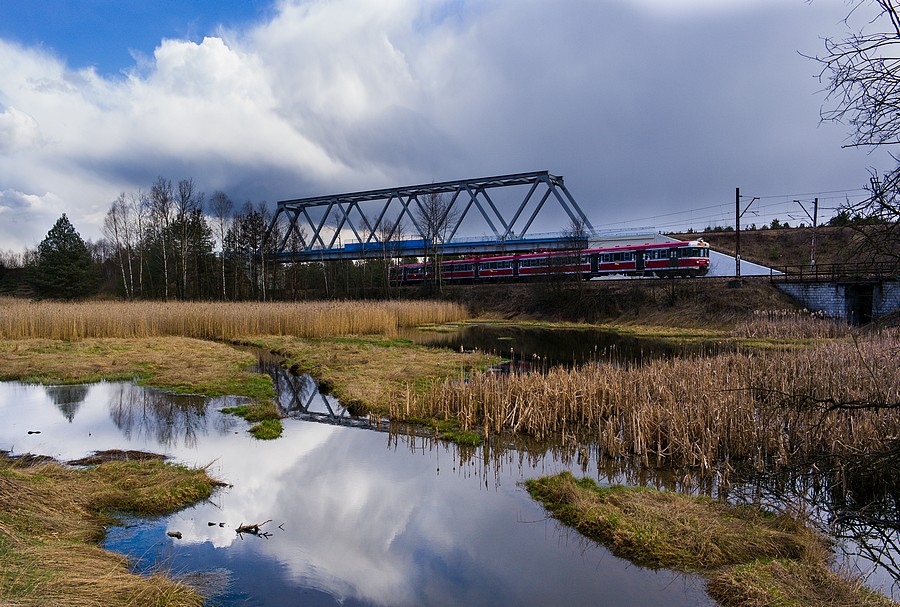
[428,419,484,447]
[248,419,283,440]
[526,472,895,607]
[221,403,284,440]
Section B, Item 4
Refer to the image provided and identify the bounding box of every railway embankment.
[430,277,799,328]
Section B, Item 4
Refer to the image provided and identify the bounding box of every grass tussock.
[0,453,217,606]
[0,299,468,341]
[399,334,900,472]
[527,472,896,607]
[526,473,825,571]
[221,404,284,440]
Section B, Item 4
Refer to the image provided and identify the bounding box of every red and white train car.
[390,240,710,284]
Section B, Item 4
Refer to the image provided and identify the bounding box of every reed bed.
[0,298,468,340]
[733,309,855,339]
[396,334,900,472]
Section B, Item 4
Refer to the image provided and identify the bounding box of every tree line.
[3,176,452,301]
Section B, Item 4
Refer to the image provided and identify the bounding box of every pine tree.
[29,214,101,299]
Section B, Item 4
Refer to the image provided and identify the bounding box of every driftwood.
[236,519,272,538]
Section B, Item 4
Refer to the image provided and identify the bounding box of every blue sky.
[0,0,892,251]
[0,1,273,74]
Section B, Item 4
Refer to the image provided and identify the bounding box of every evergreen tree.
[29,214,101,299]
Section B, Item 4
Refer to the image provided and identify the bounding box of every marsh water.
[403,324,726,370]
[0,326,896,605]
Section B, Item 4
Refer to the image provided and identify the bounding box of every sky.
[0,0,893,252]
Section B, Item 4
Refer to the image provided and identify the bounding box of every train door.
[669,249,679,269]
[635,251,645,274]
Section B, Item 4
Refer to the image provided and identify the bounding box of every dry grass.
[0,453,217,606]
[243,335,498,414]
[0,299,468,341]
[527,472,897,607]
[733,309,857,340]
[399,333,900,472]
[0,337,273,399]
[708,559,898,607]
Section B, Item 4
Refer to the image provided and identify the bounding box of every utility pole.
[735,187,741,278]
[811,197,818,270]
[795,197,819,270]
[734,188,757,280]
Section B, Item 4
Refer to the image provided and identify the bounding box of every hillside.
[671,226,870,269]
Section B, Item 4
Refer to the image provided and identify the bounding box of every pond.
[0,377,715,607]
[402,324,726,370]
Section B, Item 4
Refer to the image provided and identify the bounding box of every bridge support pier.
[774,281,899,324]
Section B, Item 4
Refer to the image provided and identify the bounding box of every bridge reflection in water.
[255,355,380,429]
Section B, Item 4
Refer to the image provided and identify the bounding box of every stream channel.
[0,326,895,606]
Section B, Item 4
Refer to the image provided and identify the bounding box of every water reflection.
[45,384,88,421]
[108,384,219,449]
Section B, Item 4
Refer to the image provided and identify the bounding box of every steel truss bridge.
[263,170,596,261]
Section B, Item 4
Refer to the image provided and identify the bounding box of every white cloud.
[0,106,41,152]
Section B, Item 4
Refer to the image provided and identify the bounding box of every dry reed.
[396,334,900,472]
[733,309,855,340]
[0,298,468,341]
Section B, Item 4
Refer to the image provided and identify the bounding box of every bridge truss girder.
[264,170,593,260]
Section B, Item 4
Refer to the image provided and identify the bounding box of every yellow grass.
[0,453,216,606]
[733,309,857,340]
[398,333,900,472]
[243,335,498,414]
[0,337,273,399]
[0,299,469,341]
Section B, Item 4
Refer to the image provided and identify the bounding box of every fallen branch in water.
[236,519,272,538]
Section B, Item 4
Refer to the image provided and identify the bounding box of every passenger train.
[389,240,710,285]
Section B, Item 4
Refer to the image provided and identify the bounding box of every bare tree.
[375,213,407,297]
[555,216,589,284]
[414,190,457,290]
[150,177,175,300]
[103,193,132,299]
[131,189,150,298]
[814,0,900,266]
[209,190,233,301]
[176,178,202,299]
